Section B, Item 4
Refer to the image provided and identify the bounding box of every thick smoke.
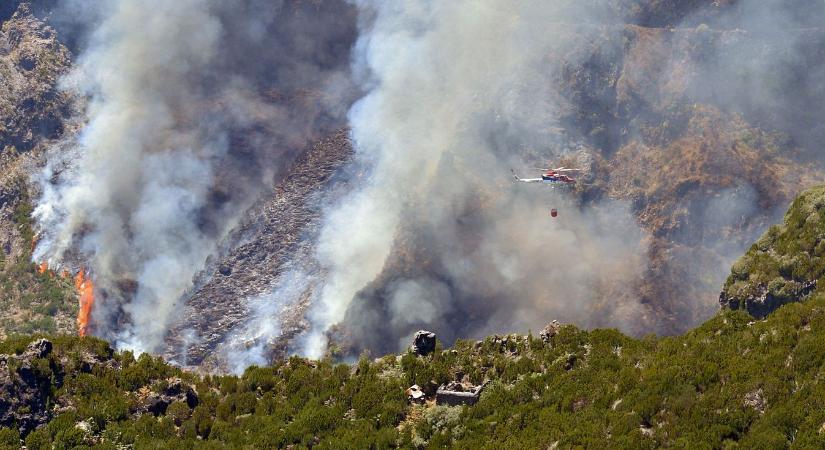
[300,0,825,358]
[301,1,651,358]
[29,0,825,365]
[33,0,354,353]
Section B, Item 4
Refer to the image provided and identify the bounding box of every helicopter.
[511,166,581,217]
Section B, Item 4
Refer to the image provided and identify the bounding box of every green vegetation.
[722,185,825,316]
[2,291,825,449]
[0,188,77,337]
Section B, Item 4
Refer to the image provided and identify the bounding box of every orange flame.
[37,262,49,275]
[74,270,95,337]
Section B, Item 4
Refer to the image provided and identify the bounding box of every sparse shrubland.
[0,194,76,338]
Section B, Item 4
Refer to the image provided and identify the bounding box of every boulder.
[23,339,52,359]
[411,330,437,356]
[145,395,170,416]
[136,377,199,416]
[540,320,561,343]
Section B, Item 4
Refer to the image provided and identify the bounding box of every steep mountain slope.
[1,1,824,369]
[164,130,353,369]
[0,4,76,337]
[553,24,825,336]
[328,20,825,357]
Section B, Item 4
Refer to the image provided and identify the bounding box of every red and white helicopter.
[511,165,581,217]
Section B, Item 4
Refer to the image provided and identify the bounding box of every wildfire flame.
[74,270,95,337]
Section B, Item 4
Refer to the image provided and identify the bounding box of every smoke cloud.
[300,1,653,358]
[33,0,355,354]
[29,0,825,365]
[300,0,825,358]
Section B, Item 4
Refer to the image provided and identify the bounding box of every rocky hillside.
[551,23,825,336]
[0,122,818,445]
[720,185,825,318]
[0,188,822,448]
[0,4,77,338]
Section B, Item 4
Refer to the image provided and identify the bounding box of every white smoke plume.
[33,0,355,354]
[301,1,651,358]
[221,267,313,373]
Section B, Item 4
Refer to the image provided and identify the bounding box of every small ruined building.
[435,381,487,406]
[405,384,427,404]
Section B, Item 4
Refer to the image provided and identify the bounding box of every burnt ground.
[163,129,352,369]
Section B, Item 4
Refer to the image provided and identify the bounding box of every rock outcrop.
[0,339,55,434]
[0,3,72,154]
[411,330,437,357]
[136,377,199,417]
[540,320,562,343]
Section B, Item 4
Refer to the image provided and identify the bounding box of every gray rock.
[540,320,561,343]
[411,330,437,356]
[406,384,426,404]
[24,339,52,359]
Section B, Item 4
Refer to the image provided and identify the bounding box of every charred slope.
[164,130,353,368]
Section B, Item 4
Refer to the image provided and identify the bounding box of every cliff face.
[720,185,825,317]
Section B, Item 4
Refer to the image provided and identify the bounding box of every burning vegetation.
[30,259,96,337]
[74,270,94,337]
